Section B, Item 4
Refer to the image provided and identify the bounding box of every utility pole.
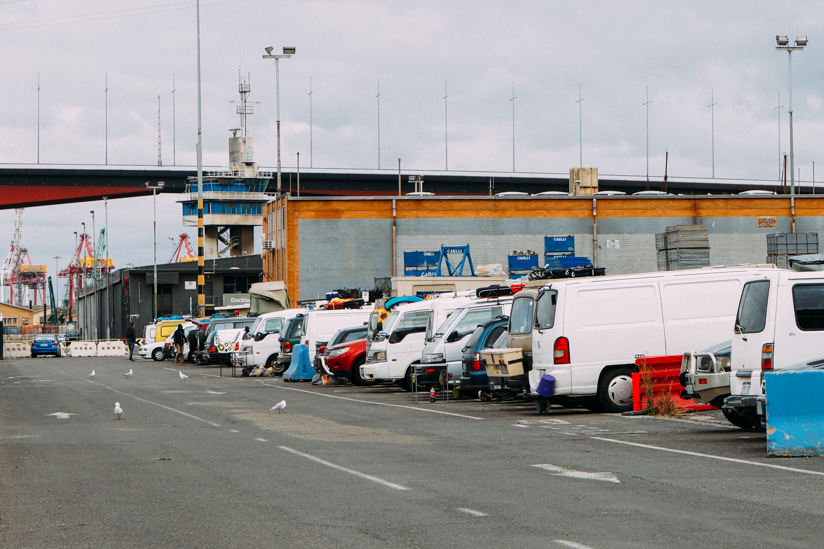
[172,74,176,166]
[577,84,584,168]
[444,80,448,170]
[775,91,783,182]
[308,77,313,168]
[643,86,652,188]
[510,83,516,172]
[709,89,717,178]
[376,78,381,169]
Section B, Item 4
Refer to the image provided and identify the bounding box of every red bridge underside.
[0,185,153,209]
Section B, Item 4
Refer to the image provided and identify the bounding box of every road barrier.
[3,342,29,358]
[283,344,314,382]
[766,370,824,456]
[632,355,714,412]
[97,341,127,357]
[68,341,97,357]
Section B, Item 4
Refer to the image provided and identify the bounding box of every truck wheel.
[597,366,635,413]
[722,408,756,429]
[268,354,287,375]
[350,357,379,386]
[535,400,549,415]
[152,348,164,361]
[396,365,417,392]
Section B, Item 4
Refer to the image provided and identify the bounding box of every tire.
[349,357,379,386]
[31,353,36,358]
[722,408,756,429]
[187,350,195,364]
[597,366,635,413]
[268,354,288,375]
[396,365,416,392]
[151,347,165,361]
[535,400,549,415]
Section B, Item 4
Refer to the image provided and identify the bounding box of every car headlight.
[374,351,386,361]
[422,353,444,364]
[328,347,350,357]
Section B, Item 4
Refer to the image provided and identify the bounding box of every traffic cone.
[429,386,436,402]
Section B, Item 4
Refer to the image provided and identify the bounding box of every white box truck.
[235,308,308,372]
[529,267,779,412]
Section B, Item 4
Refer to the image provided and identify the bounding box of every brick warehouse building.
[261,194,824,302]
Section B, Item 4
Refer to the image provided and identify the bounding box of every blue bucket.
[536,374,555,398]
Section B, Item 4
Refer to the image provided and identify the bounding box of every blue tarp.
[766,370,824,456]
[283,344,315,382]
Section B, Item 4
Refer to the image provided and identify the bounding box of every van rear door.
[731,277,775,395]
[775,280,824,371]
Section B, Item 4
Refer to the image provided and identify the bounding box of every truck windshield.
[735,280,770,333]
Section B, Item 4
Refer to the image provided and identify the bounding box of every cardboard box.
[481,348,524,377]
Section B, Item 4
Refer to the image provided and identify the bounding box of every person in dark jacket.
[186,328,199,363]
[173,324,186,365]
[126,322,137,362]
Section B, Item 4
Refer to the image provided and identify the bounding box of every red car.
[324,338,377,386]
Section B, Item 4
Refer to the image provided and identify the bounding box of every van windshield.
[792,284,824,331]
[535,290,557,330]
[736,280,770,333]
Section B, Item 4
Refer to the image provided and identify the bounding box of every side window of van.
[735,281,770,333]
[263,318,282,333]
[391,311,430,343]
[792,284,824,331]
[535,290,557,330]
[452,307,503,339]
[509,297,534,334]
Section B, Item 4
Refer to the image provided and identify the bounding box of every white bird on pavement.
[124,369,133,379]
[88,370,95,379]
[179,371,189,381]
[269,400,287,414]
[114,402,123,420]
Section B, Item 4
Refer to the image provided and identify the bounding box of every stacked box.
[655,224,710,271]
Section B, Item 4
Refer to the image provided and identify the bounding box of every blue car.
[31,334,60,357]
[459,317,508,398]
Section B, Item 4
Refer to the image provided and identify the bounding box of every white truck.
[722,270,824,428]
[235,308,308,372]
[299,308,373,366]
[529,267,779,412]
[360,295,478,389]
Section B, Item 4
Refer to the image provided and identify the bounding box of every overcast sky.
[0,0,821,301]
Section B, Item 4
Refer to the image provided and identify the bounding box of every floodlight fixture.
[796,36,808,47]
[776,35,789,46]
[283,46,296,55]
[264,46,274,55]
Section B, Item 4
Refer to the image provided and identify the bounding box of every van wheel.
[396,365,417,392]
[267,355,286,375]
[598,367,635,413]
[535,400,549,415]
[152,348,165,361]
[721,408,756,429]
[350,357,379,386]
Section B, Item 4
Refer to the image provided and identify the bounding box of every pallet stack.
[655,225,710,271]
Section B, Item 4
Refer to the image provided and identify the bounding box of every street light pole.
[53,255,61,320]
[146,182,165,321]
[263,46,295,194]
[776,35,807,233]
[104,197,110,339]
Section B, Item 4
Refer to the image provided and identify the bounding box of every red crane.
[169,233,196,263]
[58,232,96,323]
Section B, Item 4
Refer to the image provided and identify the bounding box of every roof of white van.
[257,307,309,319]
[530,265,786,288]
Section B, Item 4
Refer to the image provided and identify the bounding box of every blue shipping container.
[545,235,575,255]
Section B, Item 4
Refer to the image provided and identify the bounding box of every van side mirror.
[388,331,401,344]
[254,332,265,342]
[446,330,461,343]
[376,321,383,333]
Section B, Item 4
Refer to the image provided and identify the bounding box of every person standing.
[126,322,137,362]
[186,327,198,364]
[173,324,186,365]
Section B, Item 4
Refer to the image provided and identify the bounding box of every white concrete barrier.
[97,341,127,357]
[68,341,98,357]
[3,342,30,358]
[59,343,71,357]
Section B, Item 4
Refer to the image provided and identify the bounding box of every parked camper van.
[529,267,778,412]
[722,270,824,428]
[361,295,477,389]
[280,309,371,371]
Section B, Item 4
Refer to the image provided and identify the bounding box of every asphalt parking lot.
[2,356,824,549]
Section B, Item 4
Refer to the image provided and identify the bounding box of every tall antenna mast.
[105,73,108,164]
[309,76,313,168]
[37,73,40,164]
[157,95,162,166]
[444,80,448,170]
[172,74,176,165]
[376,78,381,169]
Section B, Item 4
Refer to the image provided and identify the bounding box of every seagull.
[179,371,189,381]
[114,402,123,420]
[269,400,287,414]
[88,370,95,379]
[124,369,133,379]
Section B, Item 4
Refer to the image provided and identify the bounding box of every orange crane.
[58,232,96,323]
[168,233,196,263]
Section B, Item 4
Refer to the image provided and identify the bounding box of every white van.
[300,308,372,365]
[420,298,512,383]
[722,270,824,428]
[530,267,779,412]
[235,308,308,371]
[360,295,477,389]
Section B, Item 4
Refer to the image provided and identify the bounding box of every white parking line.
[254,438,267,442]
[554,541,596,549]
[255,381,483,420]
[593,437,824,477]
[456,508,488,517]
[278,446,410,491]
[60,371,221,427]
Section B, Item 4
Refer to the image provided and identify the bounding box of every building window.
[223,275,251,294]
